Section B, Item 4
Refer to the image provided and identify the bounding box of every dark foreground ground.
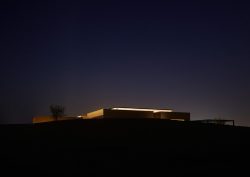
[0,119,250,176]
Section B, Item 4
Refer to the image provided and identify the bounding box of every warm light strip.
[111,107,173,113]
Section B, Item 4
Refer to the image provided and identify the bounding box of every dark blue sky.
[1,0,250,125]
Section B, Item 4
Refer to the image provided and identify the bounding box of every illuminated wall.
[32,116,78,123]
[87,109,104,119]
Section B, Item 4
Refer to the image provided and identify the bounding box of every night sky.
[1,0,250,125]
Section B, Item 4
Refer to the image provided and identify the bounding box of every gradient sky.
[1,0,250,125]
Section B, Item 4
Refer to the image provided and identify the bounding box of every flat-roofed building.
[33,107,190,123]
[85,107,190,121]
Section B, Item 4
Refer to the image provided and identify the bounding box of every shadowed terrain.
[0,119,250,176]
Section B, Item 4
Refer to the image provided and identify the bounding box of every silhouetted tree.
[50,104,65,121]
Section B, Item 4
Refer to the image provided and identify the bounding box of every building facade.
[33,107,190,123]
[86,108,190,121]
